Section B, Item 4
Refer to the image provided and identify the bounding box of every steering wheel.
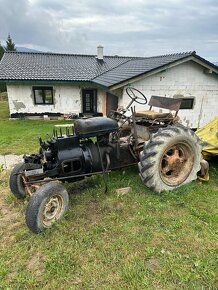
[126,87,147,105]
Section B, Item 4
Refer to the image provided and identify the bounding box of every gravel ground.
[0,155,23,169]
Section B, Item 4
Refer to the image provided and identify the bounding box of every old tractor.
[9,87,206,233]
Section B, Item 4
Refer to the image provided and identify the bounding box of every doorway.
[82,89,97,114]
[106,92,118,116]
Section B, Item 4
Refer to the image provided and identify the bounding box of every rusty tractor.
[9,87,207,233]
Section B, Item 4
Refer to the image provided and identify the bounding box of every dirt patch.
[85,202,101,224]
[0,171,23,241]
[145,257,160,272]
[26,252,46,278]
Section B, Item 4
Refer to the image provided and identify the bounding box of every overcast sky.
[0,0,217,62]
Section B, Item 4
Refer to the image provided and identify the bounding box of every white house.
[0,47,217,128]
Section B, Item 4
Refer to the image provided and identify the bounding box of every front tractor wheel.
[138,125,202,192]
[25,182,69,233]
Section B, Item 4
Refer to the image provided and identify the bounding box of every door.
[82,89,97,114]
[106,92,118,116]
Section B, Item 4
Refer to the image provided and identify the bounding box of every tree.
[0,41,6,91]
[0,42,5,60]
[5,34,16,51]
[0,34,16,92]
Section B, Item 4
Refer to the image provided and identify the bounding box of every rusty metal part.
[134,125,150,141]
[148,95,182,112]
[24,170,111,185]
[131,106,138,149]
[128,143,138,160]
[42,195,65,227]
[159,143,194,186]
[22,175,41,196]
[32,184,41,188]
[21,175,32,196]
[198,159,209,181]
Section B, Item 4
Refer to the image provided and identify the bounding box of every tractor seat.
[134,95,182,121]
[135,110,173,120]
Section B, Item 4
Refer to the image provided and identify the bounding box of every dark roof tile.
[92,52,196,87]
[1,50,216,88]
[0,52,131,82]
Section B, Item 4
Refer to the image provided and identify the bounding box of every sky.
[0,0,218,62]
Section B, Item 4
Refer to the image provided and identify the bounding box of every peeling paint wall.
[7,84,104,116]
[119,61,218,128]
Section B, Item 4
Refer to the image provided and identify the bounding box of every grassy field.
[0,101,71,154]
[0,101,217,289]
[0,100,9,119]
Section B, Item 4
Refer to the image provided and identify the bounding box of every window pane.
[93,94,96,112]
[44,90,53,104]
[180,98,194,109]
[33,87,53,105]
[85,94,91,111]
[35,90,44,104]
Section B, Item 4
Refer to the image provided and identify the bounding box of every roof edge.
[107,53,218,90]
[3,51,135,59]
[0,79,109,89]
[3,50,197,59]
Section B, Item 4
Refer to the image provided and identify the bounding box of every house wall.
[7,83,105,117]
[118,61,218,128]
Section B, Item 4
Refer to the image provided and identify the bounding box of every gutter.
[0,79,109,90]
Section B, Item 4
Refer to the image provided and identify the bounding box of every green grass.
[0,100,9,119]
[0,101,217,289]
[0,101,71,154]
[0,166,217,289]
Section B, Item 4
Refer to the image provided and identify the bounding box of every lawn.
[0,101,71,154]
[0,99,9,119]
[0,101,217,289]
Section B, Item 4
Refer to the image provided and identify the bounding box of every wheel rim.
[160,142,194,186]
[42,195,65,227]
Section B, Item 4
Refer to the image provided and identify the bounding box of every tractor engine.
[22,117,136,181]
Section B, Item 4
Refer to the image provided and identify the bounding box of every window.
[180,98,194,109]
[33,87,53,105]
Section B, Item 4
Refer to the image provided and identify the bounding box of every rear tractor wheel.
[138,125,202,192]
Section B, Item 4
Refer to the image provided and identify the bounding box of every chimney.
[97,45,103,60]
